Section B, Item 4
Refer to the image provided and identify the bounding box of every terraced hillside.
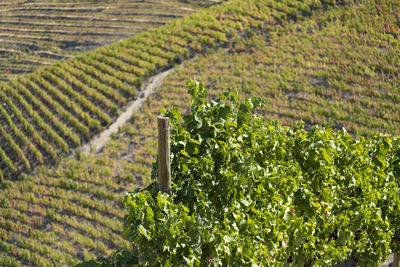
[101,0,400,198]
[0,0,219,82]
[0,0,328,180]
[0,0,399,266]
[0,0,236,180]
[159,1,400,136]
[0,0,353,265]
[0,155,133,266]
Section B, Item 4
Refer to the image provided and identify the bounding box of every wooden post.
[158,116,171,191]
[394,253,400,267]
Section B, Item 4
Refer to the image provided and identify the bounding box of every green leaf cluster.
[84,81,400,266]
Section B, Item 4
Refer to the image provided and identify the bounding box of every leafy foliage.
[1,0,345,265]
[160,0,400,136]
[82,81,400,266]
[2,0,326,179]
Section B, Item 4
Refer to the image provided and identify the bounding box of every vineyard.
[0,156,132,266]
[159,0,400,136]
[0,0,399,265]
[0,0,219,82]
[105,0,400,214]
[0,0,237,179]
[0,0,335,180]
[81,81,400,266]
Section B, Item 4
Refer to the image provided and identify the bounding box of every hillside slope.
[0,0,342,266]
[0,0,333,179]
[0,0,399,266]
[80,0,400,263]
[0,0,220,82]
[105,0,400,200]
[159,0,400,136]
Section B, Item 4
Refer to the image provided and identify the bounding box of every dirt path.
[80,68,171,155]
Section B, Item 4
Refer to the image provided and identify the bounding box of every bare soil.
[80,69,171,155]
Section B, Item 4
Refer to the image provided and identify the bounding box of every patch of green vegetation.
[159,0,400,136]
[0,151,133,266]
[80,81,400,266]
[1,0,399,265]
[0,0,333,179]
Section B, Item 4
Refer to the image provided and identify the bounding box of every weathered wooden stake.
[158,116,171,191]
[394,253,400,267]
